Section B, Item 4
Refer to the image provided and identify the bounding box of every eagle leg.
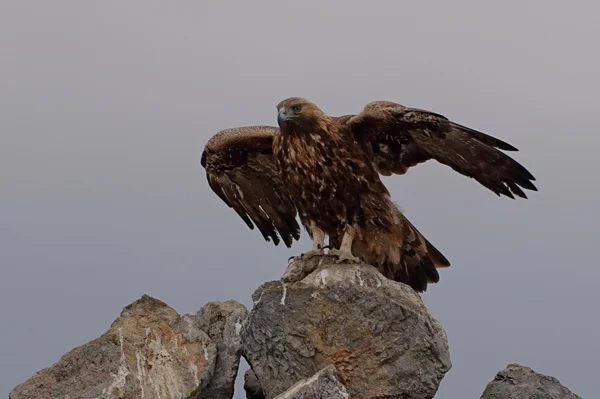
[288,225,326,263]
[329,229,361,264]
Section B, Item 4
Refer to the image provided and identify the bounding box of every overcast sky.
[1,1,598,398]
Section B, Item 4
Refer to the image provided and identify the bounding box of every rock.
[480,363,582,399]
[241,257,451,399]
[194,300,248,399]
[281,255,322,283]
[244,369,266,399]
[272,365,349,399]
[9,294,217,399]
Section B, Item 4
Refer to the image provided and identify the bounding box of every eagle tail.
[331,207,450,293]
[400,211,450,269]
[389,210,450,292]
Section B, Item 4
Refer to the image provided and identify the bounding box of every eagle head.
[276,97,330,132]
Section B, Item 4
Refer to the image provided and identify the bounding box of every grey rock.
[272,365,349,399]
[241,257,451,399]
[480,363,582,399]
[9,294,216,399]
[244,369,266,399]
[194,300,248,399]
[281,256,322,283]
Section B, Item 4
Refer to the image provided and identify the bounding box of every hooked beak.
[277,107,289,126]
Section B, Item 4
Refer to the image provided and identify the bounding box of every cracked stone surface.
[194,300,248,399]
[272,365,349,399]
[241,257,451,399]
[9,294,216,399]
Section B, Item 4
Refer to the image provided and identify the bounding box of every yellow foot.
[328,248,361,264]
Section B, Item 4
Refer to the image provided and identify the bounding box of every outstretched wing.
[201,126,301,247]
[346,101,537,199]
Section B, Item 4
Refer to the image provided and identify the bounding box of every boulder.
[9,294,216,399]
[272,365,349,399]
[241,256,451,399]
[480,363,582,399]
[194,300,248,399]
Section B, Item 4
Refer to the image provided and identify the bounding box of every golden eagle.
[201,98,536,292]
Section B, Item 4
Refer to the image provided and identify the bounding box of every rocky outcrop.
[194,300,248,399]
[9,294,217,399]
[241,256,452,399]
[11,260,583,399]
[480,363,582,399]
[272,365,349,399]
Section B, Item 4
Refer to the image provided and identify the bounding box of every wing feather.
[346,102,537,199]
[201,126,301,247]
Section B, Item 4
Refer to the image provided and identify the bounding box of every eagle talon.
[288,254,305,264]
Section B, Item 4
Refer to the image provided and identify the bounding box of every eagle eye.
[291,104,302,112]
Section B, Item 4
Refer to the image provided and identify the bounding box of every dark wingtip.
[498,142,519,152]
[263,232,281,246]
[484,136,519,152]
[281,231,295,248]
[519,180,538,191]
[242,217,254,230]
[284,226,302,248]
[450,121,520,151]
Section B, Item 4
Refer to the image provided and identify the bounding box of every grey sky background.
[1,1,598,398]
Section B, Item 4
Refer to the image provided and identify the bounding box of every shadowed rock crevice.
[194,300,248,399]
[244,369,266,399]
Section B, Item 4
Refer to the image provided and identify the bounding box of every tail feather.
[388,251,438,293]
[400,212,450,268]
[425,236,451,268]
[330,206,450,293]
[393,210,451,292]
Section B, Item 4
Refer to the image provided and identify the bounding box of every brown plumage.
[201,97,536,292]
[344,101,536,199]
[329,207,450,292]
[201,126,301,247]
